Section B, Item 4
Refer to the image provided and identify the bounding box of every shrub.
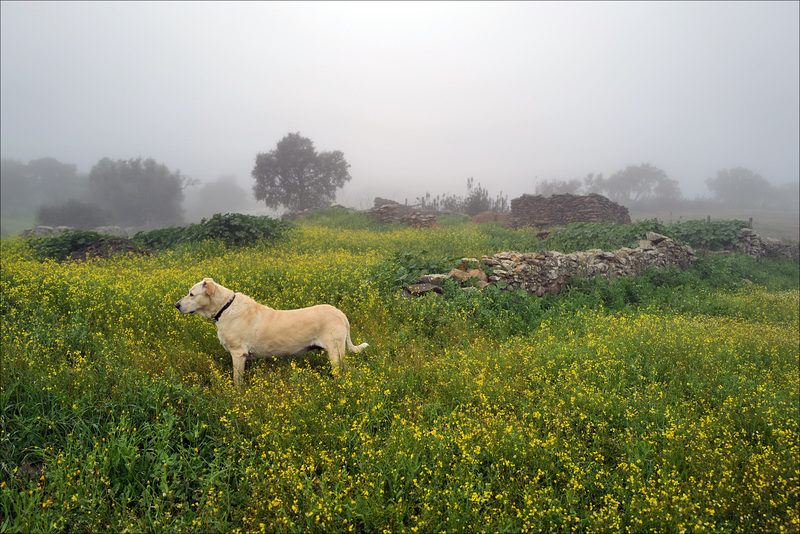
[663,219,751,250]
[35,199,112,230]
[132,213,294,250]
[374,250,459,290]
[27,230,107,261]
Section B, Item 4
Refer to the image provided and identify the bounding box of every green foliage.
[131,226,187,250]
[537,218,752,252]
[297,207,386,231]
[27,230,107,261]
[1,366,248,533]
[375,250,458,289]
[663,218,751,250]
[133,213,294,250]
[183,213,293,246]
[541,219,668,252]
[2,216,798,533]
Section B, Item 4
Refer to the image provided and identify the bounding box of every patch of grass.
[297,207,386,231]
[1,217,798,533]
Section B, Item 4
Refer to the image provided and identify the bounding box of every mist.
[1,2,798,219]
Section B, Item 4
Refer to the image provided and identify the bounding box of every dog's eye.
[189,292,194,297]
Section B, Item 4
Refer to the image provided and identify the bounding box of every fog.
[2,1,798,210]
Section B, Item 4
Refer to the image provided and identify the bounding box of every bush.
[541,219,668,252]
[35,199,112,230]
[27,230,107,261]
[374,250,459,290]
[132,213,294,250]
[663,219,751,250]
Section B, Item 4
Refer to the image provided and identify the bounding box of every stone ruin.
[509,193,631,228]
[404,232,696,298]
[366,198,438,228]
[733,228,799,259]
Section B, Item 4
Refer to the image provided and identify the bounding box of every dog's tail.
[348,339,369,352]
[346,328,369,353]
[344,315,368,353]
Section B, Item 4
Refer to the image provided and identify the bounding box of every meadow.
[1,212,798,533]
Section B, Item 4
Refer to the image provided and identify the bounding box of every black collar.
[213,294,236,321]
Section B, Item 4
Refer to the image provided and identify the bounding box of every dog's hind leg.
[322,337,346,372]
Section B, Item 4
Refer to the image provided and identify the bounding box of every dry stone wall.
[405,232,697,298]
[510,193,631,228]
[734,228,798,259]
[366,199,437,228]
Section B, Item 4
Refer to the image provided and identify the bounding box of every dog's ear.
[202,278,216,296]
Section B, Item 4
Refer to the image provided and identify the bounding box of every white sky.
[2,1,798,207]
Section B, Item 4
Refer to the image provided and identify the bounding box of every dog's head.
[175,278,223,318]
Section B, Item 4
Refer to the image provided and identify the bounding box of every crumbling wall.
[366,198,437,228]
[405,232,696,298]
[510,193,631,228]
[734,228,799,259]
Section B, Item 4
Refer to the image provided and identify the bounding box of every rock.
[645,232,668,244]
[418,274,448,286]
[404,283,443,296]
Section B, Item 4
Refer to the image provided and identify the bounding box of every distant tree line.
[1,156,198,230]
[535,163,799,211]
[3,139,797,233]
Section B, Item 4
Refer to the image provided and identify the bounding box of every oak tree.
[251,133,351,212]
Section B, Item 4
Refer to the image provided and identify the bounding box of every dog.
[175,278,368,385]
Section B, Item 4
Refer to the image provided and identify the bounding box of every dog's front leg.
[231,351,247,386]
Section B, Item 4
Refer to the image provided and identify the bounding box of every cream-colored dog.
[175,278,368,385]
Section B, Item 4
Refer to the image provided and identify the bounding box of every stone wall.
[405,232,696,298]
[734,228,799,259]
[510,193,631,228]
[366,198,437,228]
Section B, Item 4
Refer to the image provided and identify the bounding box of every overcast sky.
[2,1,798,207]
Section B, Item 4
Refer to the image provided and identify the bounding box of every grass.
[1,214,798,533]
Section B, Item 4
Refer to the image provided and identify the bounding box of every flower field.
[2,216,798,533]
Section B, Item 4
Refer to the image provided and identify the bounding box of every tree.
[88,157,190,227]
[1,157,85,217]
[0,158,34,216]
[27,157,84,205]
[535,177,584,196]
[773,182,800,211]
[251,133,351,212]
[534,173,605,197]
[600,163,681,204]
[705,167,772,208]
